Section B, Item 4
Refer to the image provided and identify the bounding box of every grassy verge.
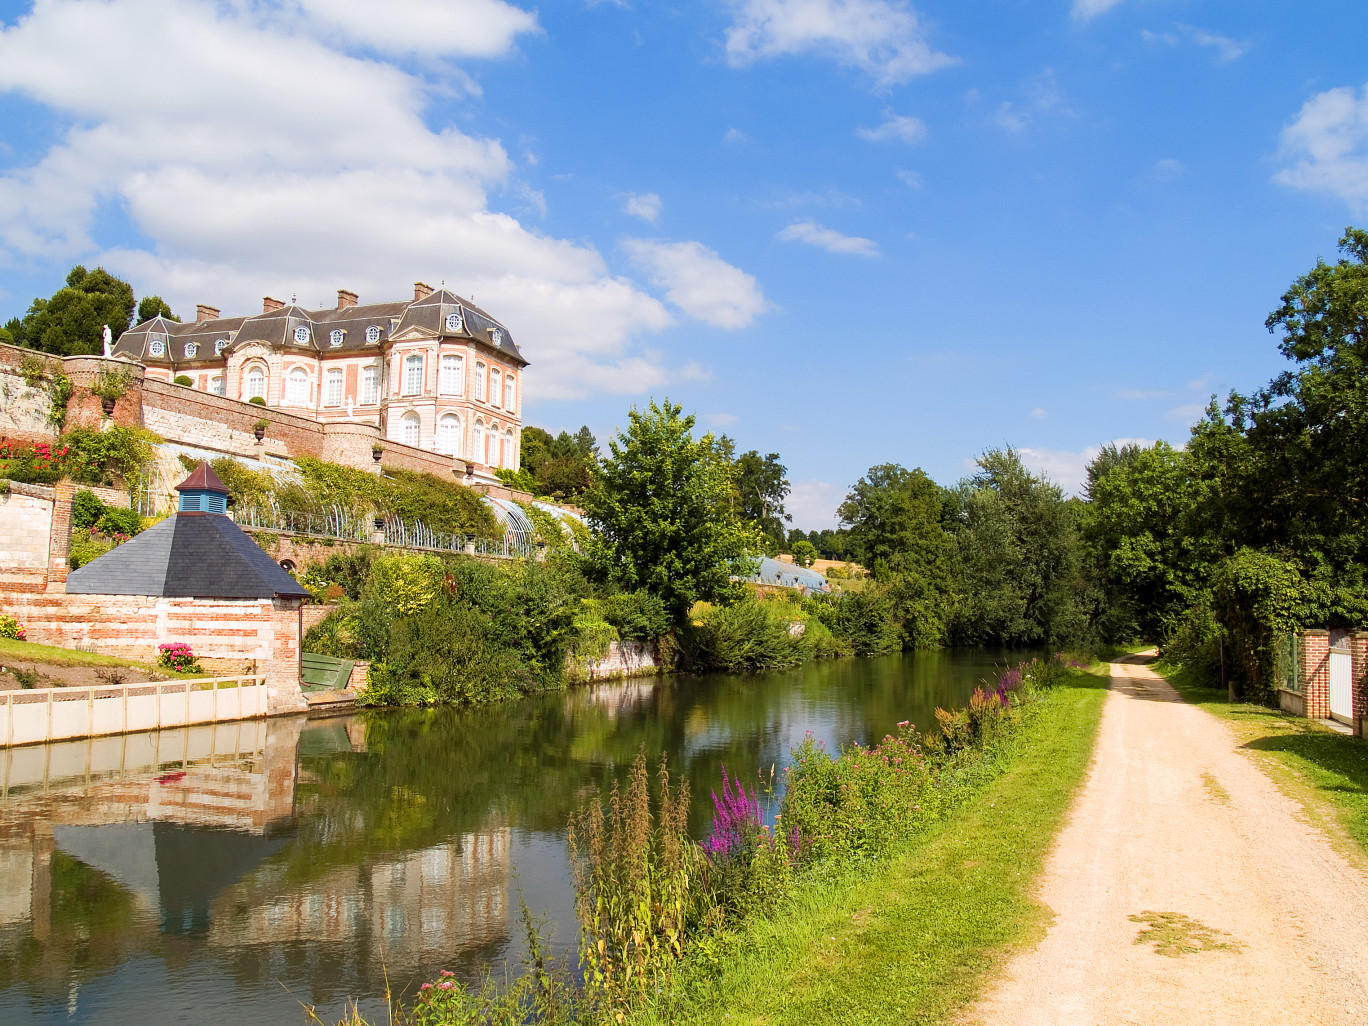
[1154,657,1368,865]
[0,637,204,679]
[625,667,1110,1026]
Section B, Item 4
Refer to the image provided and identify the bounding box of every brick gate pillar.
[1352,630,1368,738]
[265,597,307,715]
[1300,630,1330,720]
[44,481,74,593]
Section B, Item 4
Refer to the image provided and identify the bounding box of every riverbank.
[615,661,1109,1026]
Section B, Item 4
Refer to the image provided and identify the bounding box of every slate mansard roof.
[115,287,526,369]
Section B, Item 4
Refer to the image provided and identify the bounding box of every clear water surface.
[0,650,1028,1024]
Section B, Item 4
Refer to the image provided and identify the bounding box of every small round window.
[365,326,381,343]
[329,329,343,347]
[149,339,165,357]
[445,311,462,332]
[490,328,503,346]
[185,341,198,358]
[214,338,229,355]
[294,326,310,344]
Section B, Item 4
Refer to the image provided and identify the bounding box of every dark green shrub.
[173,375,193,386]
[602,589,671,641]
[71,489,105,529]
[687,597,809,672]
[249,395,266,406]
[96,506,142,537]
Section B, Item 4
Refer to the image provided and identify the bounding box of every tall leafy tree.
[136,295,179,323]
[22,265,136,356]
[583,399,758,623]
[838,463,948,579]
[733,450,790,552]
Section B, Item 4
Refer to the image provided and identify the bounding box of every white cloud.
[1031,407,1048,419]
[724,127,751,144]
[0,0,744,401]
[1017,438,1155,497]
[993,68,1067,133]
[624,192,663,223]
[1274,85,1368,214]
[896,169,924,189]
[777,220,880,257]
[1141,24,1249,64]
[292,0,539,58]
[724,0,956,88]
[856,109,926,143]
[705,412,740,427]
[1167,403,1205,423]
[1072,0,1124,22]
[622,238,770,329]
[788,479,843,530]
[1147,158,1187,183]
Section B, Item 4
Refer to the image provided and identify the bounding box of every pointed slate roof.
[66,465,311,600]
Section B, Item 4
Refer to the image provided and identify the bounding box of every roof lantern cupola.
[175,461,231,515]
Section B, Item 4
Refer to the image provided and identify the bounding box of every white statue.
[101,324,113,357]
[345,395,354,418]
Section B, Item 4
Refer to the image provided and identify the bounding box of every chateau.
[114,282,526,471]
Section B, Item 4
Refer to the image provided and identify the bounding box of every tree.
[790,540,818,567]
[733,450,790,552]
[582,399,759,623]
[838,463,948,581]
[136,295,179,323]
[22,266,136,356]
[519,424,598,499]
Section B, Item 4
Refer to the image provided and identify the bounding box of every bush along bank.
[324,655,1090,1025]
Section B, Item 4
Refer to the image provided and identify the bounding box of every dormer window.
[184,341,198,358]
[329,329,344,347]
[365,325,381,343]
[445,311,463,332]
[214,338,229,355]
[149,339,165,357]
[294,326,310,345]
[490,328,503,346]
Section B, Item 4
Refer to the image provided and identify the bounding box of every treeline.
[1082,229,1368,700]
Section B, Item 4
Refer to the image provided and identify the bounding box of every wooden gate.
[1329,631,1353,725]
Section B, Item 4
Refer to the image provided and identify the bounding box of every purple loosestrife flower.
[705,765,761,861]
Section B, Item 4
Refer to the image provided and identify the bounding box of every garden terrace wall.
[61,355,146,431]
[140,378,328,461]
[0,481,127,594]
[0,592,306,713]
[0,344,58,442]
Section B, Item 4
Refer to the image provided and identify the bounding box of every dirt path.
[970,654,1368,1026]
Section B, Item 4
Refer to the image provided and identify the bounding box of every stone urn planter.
[253,419,268,442]
[100,397,116,416]
[372,446,383,463]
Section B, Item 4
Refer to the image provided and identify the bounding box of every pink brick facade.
[0,591,305,714]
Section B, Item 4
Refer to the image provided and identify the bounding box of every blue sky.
[2,0,1367,528]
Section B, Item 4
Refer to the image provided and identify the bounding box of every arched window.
[503,430,514,469]
[504,374,516,413]
[438,414,461,456]
[184,341,198,359]
[361,365,378,405]
[214,338,229,355]
[404,354,424,395]
[490,368,502,408]
[325,368,343,407]
[488,422,500,465]
[402,413,421,447]
[441,354,463,395]
[474,362,486,402]
[473,421,484,464]
[329,329,343,347]
[286,367,309,406]
[211,376,225,396]
[246,367,265,400]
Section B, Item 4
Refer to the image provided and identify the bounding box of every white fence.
[1,675,268,747]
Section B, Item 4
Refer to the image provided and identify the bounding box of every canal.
[0,650,1024,1024]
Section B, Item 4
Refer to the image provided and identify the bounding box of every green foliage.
[71,488,105,529]
[601,589,671,641]
[21,265,136,356]
[0,428,155,486]
[173,374,192,386]
[89,365,133,401]
[568,750,705,1009]
[18,352,46,386]
[789,540,818,567]
[686,596,809,672]
[733,450,790,552]
[136,295,178,323]
[300,547,379,601]
[519,423,599,500]
[249,395,266,405]
[584,399,760,624]
[0,615,25,640]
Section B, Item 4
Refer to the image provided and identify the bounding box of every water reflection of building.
[210,830,511,958]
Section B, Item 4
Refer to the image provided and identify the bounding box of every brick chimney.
[196,304,220,323]
[337,289,358,310]
[263,296,285,313]
[413,281,433,301]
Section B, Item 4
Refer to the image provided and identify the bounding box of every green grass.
[626,668,1110,1026]
[0,637,204,679]
[1155,658,1368,864]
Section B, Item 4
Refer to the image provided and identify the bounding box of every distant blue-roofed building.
[745,556,830,593]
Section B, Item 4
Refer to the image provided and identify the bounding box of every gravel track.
[970,654,1368,1025]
